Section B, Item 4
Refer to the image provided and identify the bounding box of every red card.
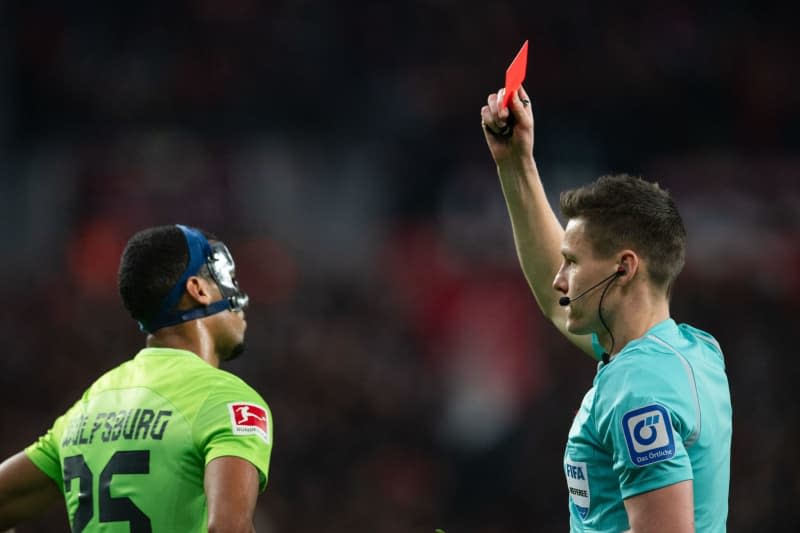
[501,40,529,109]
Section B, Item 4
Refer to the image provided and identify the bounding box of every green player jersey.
[565,319,731,532]
[25,347,273,532]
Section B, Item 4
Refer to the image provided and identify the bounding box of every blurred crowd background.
[1,1,798,531]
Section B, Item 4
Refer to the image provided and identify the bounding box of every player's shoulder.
[212,366,260,391]
[71,359,136,404]
[193,368,270,441]
[198,368,266,405]
[88,357,136,385]
[83,350,264,406]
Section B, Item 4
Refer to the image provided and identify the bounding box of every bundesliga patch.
[565,459,591,519]
[228,402,270,444]
[622,404,675,467]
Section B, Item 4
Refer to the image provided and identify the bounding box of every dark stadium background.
[1,1,798,531]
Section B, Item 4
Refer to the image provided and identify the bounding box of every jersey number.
[63,450,152,533]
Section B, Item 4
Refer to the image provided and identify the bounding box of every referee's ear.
[616,250,639,285]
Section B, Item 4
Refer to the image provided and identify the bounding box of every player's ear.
[184,276,215,306]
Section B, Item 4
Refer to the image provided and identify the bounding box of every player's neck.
[146,321,221,368]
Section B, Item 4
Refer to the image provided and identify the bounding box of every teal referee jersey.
[25,347,273,532]
[564,319,731,532]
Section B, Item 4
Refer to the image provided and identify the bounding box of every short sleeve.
[595,360,693,499]
[25,413,69,489]
[193,378,273,492]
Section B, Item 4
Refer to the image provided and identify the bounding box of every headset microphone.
[560,268,625,364]
[558,269,625,307]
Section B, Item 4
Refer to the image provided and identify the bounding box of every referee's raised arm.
[481,86,594,358]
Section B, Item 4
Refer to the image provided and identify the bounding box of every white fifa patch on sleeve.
[565,458,590,519]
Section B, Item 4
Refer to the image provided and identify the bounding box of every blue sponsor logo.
[622,404,675,467]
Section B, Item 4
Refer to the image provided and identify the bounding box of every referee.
[0,225,272,532]
[481,87,731,532]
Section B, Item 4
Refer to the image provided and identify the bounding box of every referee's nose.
[553,263,569,297]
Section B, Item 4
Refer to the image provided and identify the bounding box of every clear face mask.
[139,226,249,333]
[207,241,249,313]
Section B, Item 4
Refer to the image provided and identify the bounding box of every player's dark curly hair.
[559,174,687,292]
[117,225,215,324]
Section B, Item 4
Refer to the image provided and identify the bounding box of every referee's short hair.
[559,174,687,293]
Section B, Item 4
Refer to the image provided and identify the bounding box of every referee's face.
[555,218,615,335]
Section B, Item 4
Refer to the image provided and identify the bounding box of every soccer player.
[480,87,731,532]
[0,225,272,532]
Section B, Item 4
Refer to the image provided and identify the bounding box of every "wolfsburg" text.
[61,409,173,446]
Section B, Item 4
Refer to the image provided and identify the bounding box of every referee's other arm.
[624,479,694,532]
